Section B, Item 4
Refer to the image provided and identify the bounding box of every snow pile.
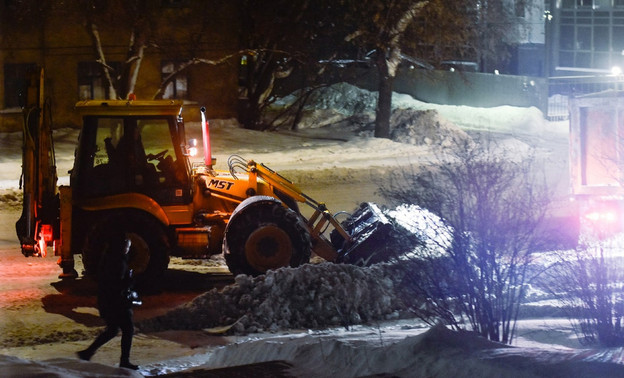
[390,108,472,147]
[387,204,453,257]
[0,189,21,208]
[303,82,378,116]
[274,83,474,148]
[274,82,377,129]
[139,263,406,334]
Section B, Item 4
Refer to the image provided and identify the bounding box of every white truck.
[569,91,624,237]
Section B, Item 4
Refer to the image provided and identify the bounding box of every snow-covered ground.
[4,83,621,377]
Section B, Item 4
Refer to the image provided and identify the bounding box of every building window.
[3,63,36,108]
[562,0,596,7]
[161,0,189,8]
[562,0,575,8]
[77,61,120,100]
[594,0,612,8]
[557,7,624,70]
[161,61,188,99]
[514,0,525,18]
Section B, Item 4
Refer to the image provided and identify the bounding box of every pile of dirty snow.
[139,263,406,334]
[390,108,472,147]
[273,82,377,129]
[0,189,21,208]
[272,83,477,149]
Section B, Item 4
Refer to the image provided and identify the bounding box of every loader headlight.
[187,138,198,157]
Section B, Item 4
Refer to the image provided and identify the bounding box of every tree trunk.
[241,51,278,130]
[86,21,118,100]
[118,29,146,100]
[375,53,393,139]
[125,45,144,99]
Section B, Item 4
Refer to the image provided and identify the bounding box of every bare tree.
[236,0,338,130]
[472,0,522,73]
[381,136,554,343]
[339,0,429,138]
[82,0,154,100]
[82,0,245,102]
[334,0,519,138]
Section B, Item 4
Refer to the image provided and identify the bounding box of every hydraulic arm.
[15,68,59,258]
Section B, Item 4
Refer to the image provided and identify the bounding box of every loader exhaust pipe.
[200,106,213,168]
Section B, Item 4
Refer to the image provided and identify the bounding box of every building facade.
[4,1,622,132]
[0,0,242,131]
[467,0,624,78]
[547,0,624,75]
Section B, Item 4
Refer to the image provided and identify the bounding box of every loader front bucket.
[333,202,416,265]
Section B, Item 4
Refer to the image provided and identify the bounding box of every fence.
[393,72,624,123]
[547,75,624,121]
[279,66,624,124]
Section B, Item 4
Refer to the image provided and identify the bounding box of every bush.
[380,135,554,344]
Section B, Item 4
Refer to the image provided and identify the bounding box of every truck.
[569,90,624,238]
[15,69,399,285]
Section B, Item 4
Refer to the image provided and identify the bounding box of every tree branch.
[152,49,290,99]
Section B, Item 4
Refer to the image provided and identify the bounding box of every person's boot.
[120,359,139,370]
[76,349,94,361]
[77,326,116,362]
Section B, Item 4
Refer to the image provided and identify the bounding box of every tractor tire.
[223,196,311,276]
[82,210,170,291]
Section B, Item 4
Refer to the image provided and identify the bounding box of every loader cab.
[72,100,192,204]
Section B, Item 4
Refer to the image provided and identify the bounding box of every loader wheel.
[82,211,170,291]
[223,196,311,276]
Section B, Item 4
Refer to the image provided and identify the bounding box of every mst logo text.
[208,179,234,190]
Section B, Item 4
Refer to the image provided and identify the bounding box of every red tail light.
[584,209,618,223]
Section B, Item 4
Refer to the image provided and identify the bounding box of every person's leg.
[77,322,119,361]
[119,309,138,370]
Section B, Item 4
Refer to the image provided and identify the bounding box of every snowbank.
[0,354,141,378]
[147,324,624,377]
[274,82,565,136]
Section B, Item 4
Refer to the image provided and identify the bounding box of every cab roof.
[75,99,184,116]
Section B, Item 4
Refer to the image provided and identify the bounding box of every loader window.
[138,118,188,187]
[76,115,190,204]
[93,118,123,168]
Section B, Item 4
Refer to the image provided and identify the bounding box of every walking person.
[77,230,141,370]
